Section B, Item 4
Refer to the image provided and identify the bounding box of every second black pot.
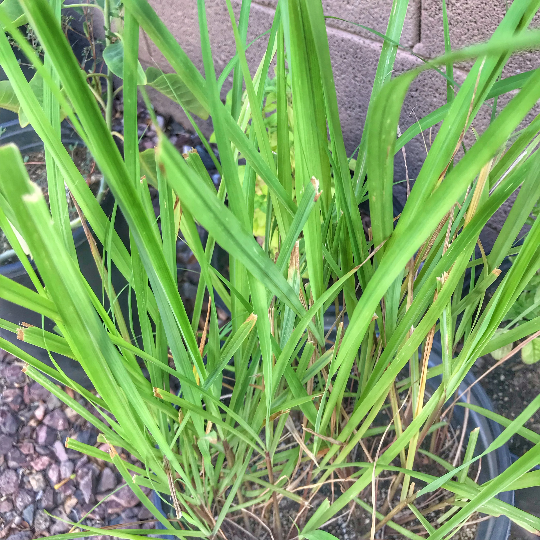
[0,121,135,388]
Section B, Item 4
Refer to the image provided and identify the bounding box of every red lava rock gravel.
[0,350,157,539]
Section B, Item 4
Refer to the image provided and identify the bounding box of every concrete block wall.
[140,0,539,248]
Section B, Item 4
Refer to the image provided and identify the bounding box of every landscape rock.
[138,506,153,520]
[18,442,33,455]
[18,426,32,440]
[6,532,32,540]
[34,424,56,446]
[0,499,13,513]
[47,463,60,486]
[38,486,54,510]
[0,469,19,495]
[64,407,79,423]
[50,508,71,534]
[3,389,23,409]
[28,382,49,402]
[31,455,52,471]
[64,495,78,514]
[34,509,51,531]
[22,503,34,525]
[75,429,98,446]
[56,481,75,505]
[14,490,34,512]
[52,440,69,462]
[7,448,28,469]
[60,460,74,480]
[75,455,89,471]
[0,434,14,455]
[28,472,46,492]
[45,392,62,411]
[77,467,95,504]
[34,445,52,456]
[97,467,117,493]
[3,364,25,385]
[43,409,69,431]
[34,403,46,421]
[109,485,141,509]
[0,411,20,435]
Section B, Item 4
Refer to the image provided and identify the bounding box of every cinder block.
[141,0,273,133]
[142,0,270,79]
[140,0,529,250]
[419,0,540,76]
[254,0,420,47]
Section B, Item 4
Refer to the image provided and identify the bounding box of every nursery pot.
[150,197,513,539]
[425,335,513,540]
[0,120,135,388]
[319,313,513,540]
[150,330,513,540]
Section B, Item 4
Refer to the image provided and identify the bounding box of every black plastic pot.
[427,335,513,540]
[149,192,512,539]
[150,335,513,540]
[0,120,134,388]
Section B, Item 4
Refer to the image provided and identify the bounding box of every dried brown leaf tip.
[164,456,182,519]
[437,271,450,285]
[310,176,322,202]
[20,322,34,328]
[16,328,24,341]
[182,148,198,159]
[246,313,258,324]
[21,364,28,374]
[492,268,502,277]
[64,437,71,448]
[153,387,163,399]
[288,241,300,280]
[100,437,118,458]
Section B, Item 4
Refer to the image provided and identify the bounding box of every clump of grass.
[1,0,540,538]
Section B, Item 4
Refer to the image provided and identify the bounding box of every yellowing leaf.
[491,343,513,360]
[522,338,540,364]
[145,67,208,120]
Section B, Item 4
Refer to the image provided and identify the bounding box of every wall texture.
[140,0,539,247]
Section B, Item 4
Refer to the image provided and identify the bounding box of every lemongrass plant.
[1,0,540,538]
